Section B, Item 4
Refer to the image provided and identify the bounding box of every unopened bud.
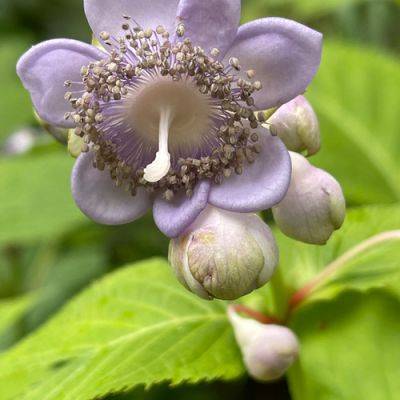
[268,96,320,156]
[228,307,299,381]
[273,152,346,245]
[168,206,278,300]
[67,129,85,158]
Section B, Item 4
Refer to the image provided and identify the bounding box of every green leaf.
[0,150,86,245]
[0,295,33,338]
[289,0,365,18]
[0,294,35,351]
[307,41,400,205]
[246,204,400,318]
[0,37,34,141]
[25,246,108,330]
[288,290,400,400]
[242,0,366,21]
[0,258,243,400]
[305,230,400,304]
[282,204,400,286]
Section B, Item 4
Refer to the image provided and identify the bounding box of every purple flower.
[17,0,322,238]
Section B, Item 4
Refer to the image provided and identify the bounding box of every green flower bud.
[273,152,346,245]
[268,95,320,156]
[228,307,299,381]
[68,129,85,158]
[168,206,278,300]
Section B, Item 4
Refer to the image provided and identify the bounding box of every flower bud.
[273,152,346,245]
[268,95,320,156]
[168,206,278,300]
[68,129,85,158]
[228,307,299,381]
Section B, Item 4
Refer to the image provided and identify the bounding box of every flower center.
[124,76,215,182]
[65,18,266,200]
[126,77,212,148]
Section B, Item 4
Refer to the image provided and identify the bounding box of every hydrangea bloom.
[17,0,322,238]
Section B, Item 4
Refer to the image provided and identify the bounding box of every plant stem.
[232,304,282,325]
[287,230,400,314]
[268,266,290,320]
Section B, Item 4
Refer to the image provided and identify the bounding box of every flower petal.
[71,151,151,225]
[153,180,211,238]
[84,0,180,45]
[208,130,291,212]
[17,39,105,128]
[175,0,241,56]
[224,18,322,110]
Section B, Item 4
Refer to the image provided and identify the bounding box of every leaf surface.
[308,41,400,204]
[0,151,85,245]
[0,37,34,140]
[243,204,400,318]
[0,295,33,349]
[288,290,400,400]
[0,259,243,400]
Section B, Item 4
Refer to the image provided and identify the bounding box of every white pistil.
[143,107,172,183]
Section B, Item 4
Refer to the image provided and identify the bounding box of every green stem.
[268,266,290,320]
[3,245,23,297]
[28,241,59,292]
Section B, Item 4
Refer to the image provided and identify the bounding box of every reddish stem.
[287,230,400,316]
[232,304,281,325]
[288,283,315,311]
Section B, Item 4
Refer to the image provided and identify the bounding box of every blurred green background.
[0,0,399,399]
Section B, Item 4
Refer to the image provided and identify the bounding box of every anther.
[100,31,110,41]
[176,23,185,37]
[246,69,256,79]
[156,25,165,35]
[211,48,220,58]
[257,111,266,123]
[229,57,241,70]
[253,81,263,90]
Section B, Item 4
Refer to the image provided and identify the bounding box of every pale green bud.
[168,206,278,300]
[228,307,299,381]
[67,129,85,158]
[273,152,346,245]
[268,96,320,156]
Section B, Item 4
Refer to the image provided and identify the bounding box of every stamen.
[143,107,172,183]
[67,19,265,199]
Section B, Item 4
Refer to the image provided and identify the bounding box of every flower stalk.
[231,304,282,325]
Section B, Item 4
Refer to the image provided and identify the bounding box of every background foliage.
[0,0,399,399]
